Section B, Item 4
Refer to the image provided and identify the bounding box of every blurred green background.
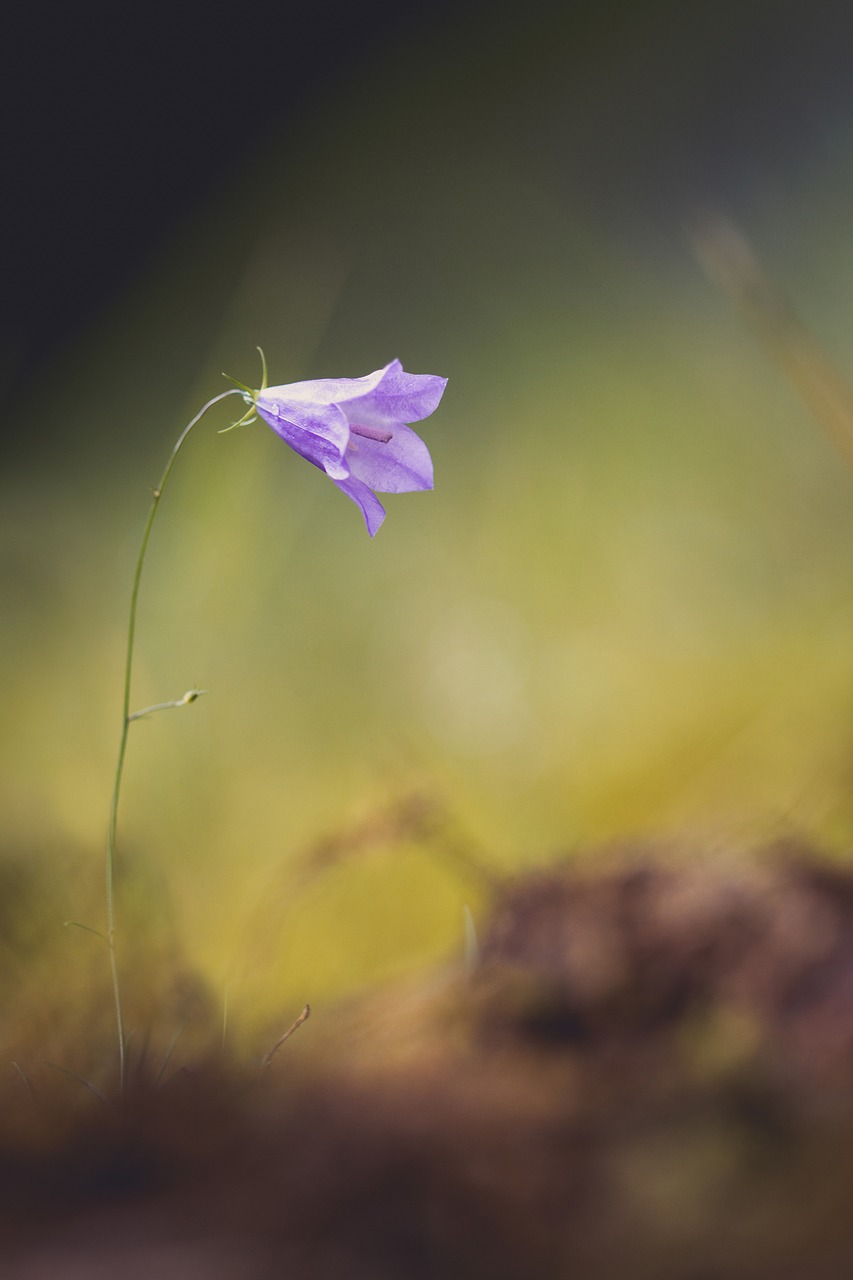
[4,0,853,1062]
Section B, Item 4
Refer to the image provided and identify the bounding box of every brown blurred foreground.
[5,848,853,1278]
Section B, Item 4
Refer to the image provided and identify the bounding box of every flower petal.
[332,475,387,537]
[262,365,393,409]
[255,397,350,480]
[340,361,448,428]
[346,423,434,493]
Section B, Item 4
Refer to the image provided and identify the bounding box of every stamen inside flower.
[349,423,393,444]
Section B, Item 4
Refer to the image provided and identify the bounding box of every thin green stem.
[106,387,243,1096]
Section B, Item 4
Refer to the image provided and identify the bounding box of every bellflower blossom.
[252,360,447,536]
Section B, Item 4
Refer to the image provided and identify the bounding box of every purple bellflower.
[252,360,447,536]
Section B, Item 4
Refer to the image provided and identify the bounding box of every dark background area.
[0,0,461,406]
[4,0,853,420]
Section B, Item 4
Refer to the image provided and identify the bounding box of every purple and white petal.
[262,364,392,409]
[345,422,434,494]
[255,397,350,480]
[332,475,387,537]
[340,362,447,429]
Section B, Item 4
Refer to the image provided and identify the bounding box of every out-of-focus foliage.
[3,2,853,1056]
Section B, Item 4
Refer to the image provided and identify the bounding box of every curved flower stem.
[106,387,243,1096]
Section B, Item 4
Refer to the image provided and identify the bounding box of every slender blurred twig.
[692,213,853,471]
[261,1004,311,1069]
